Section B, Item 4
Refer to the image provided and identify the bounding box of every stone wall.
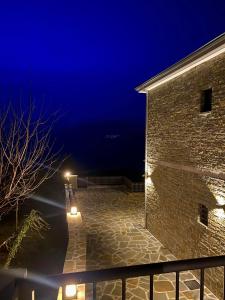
[145,51,225,298]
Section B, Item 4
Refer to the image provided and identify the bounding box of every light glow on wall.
[145,164,155,186]
[146,176,153,185]
[216,195,225,206]
[214,208,225,219]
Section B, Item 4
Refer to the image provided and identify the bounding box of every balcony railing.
[12,255,225,300]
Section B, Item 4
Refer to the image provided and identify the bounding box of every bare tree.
[0,101,61,229]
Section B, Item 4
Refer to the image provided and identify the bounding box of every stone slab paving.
[68,187,218,300]
[63,212,86,273]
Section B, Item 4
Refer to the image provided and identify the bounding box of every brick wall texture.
[146,51,225,298]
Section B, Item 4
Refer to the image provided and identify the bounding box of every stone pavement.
[63,187,218,300]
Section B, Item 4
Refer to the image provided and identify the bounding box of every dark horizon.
[58,119,145,180]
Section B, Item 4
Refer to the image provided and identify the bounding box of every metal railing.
[14,255,225,300]
[86,176,124,186]
[86,176,144,192]
[123,177,144,192]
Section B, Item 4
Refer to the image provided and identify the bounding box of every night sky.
[0,0,225,178]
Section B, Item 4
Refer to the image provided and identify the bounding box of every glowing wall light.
[65,284,77,299]
[144,171,153,186]
[216,195,225,206]
[214,208,225,219]
[70,206,78,216]
[146,176,153,184]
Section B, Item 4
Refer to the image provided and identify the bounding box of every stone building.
[136,33,225,297]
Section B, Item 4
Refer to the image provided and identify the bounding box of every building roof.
[136,32,225,93]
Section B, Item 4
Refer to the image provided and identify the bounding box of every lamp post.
[64,171,79,216]
[64,171,72,183]
[64,171,72,212]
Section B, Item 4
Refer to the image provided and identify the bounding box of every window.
[200,88,212,113]
[199,204,208,226]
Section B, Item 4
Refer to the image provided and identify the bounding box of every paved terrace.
[61,186,217,300]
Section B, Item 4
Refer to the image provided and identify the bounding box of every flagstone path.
[64,187,218,300]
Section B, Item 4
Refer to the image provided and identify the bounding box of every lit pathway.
[64,187,217,300]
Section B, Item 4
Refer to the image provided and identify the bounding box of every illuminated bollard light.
[70,206,78,216]
[64,284,77,299]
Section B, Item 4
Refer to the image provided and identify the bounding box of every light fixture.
[64,171,71,180]
[65,284,77,299]
[214,208,225,219]
[145,167,153,178]
[70,206,78,216]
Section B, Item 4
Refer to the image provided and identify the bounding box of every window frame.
[200,88,212,113]
[198,203,209,227]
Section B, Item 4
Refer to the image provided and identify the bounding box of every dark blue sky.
[0,0,224,125]
[0,1,225,177]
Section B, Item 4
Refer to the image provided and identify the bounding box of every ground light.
[70,206,78,216]
[64,284,77,299]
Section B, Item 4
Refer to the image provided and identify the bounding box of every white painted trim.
[141,44,225,92]
[197,218,208,229]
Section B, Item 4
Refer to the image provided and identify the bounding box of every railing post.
[65,183,70,211]
[224,266,225,300]
[93,282,96,300]
[149,275,154,300]
[122,278,126,300]
[69,183,74,200]
[175,272,179,300]
[200,269,205,300]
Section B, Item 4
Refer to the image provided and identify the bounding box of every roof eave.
[136,32,225,94]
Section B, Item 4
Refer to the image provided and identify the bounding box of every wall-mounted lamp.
[64,284,77,299]
[144,172,153,186]
[145,172,151,178]
[70,206,78,216]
